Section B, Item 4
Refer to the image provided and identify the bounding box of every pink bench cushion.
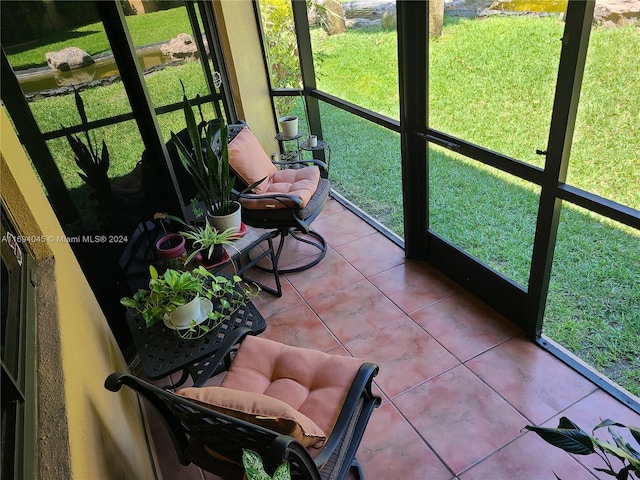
[227,126,276,194]
[220,335,364,452]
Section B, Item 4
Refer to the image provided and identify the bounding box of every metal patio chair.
[105,328,380,479]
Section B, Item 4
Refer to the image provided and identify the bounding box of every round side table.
[300,139,331,175]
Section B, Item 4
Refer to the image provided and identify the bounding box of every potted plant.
[120,265,258,339]
[153,213,187,267]
[180,221,238,267]
[155,233,186,260]
[278,115,299,138]
[524,417,640,479]
[278,88,302,139]
[172,86,242,232]
[155,210,239,267]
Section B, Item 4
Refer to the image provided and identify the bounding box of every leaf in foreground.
[524,418,595,455]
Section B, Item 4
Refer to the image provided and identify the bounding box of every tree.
[259,0,302,115]
[429,0,445,37]
[325,0,346,35]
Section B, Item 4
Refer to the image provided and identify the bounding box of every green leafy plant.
[525,417,640,479]
[171,89,267,218]
[120,265,258,336]
[242,449,291,480]
[178,220,238,265]
[171,85,236,216]
[155,211,240,265]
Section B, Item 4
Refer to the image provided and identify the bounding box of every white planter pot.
[167,296,201,329]
[279,115,298,138]
[209,201,242,233]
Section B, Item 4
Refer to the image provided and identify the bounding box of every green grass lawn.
[6,9,639,396]
[310,15,640,396]
[5,7,196,70]
[28,60,212,230]
[5,6,212,228]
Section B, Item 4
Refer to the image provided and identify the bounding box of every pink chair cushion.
[238,166,320,210]
[175,386,326,448]
[227,126,277,194]
[220,336,364,448]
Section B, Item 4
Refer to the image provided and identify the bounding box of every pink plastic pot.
[155,234,186,260]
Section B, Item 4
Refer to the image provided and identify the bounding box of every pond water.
[494,0,567,13]
[16,46,171,95]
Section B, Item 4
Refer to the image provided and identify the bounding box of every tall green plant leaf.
[172,82,234,214]
[172,94,207,195]
[205,122,222,208]
[592,420,640,470]
[594,421,640,448]
[528,417,640,478]
[524,418,595,455]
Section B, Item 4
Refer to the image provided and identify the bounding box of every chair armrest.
[105,372,127,392]
[312,362,381,468]
[234,190,303,208]
[272,437,322,480]
[106,371,321,476]
[272,158,328,172]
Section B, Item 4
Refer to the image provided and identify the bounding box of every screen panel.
[565,24,640,210]
[428,11,565,168]
[429,146,540,288]
[544,204,640,396]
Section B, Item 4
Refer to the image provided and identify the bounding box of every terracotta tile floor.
[142,198,639,480]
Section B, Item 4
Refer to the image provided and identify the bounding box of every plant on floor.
[242,449,291,480]
[120,265,258,338]
[524,417,640,480]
